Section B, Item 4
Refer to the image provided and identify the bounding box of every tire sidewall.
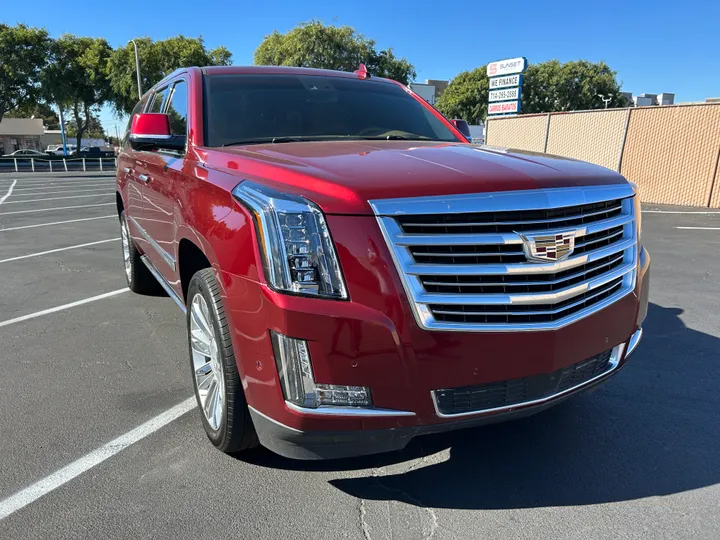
[187,273,231,447]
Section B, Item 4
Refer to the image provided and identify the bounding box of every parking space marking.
[643,210,720,214]
[0,215,115,232]
[0,179,17,206]
[11,187,111,195]
[0,203,114,216]
[676,226,720,230]
[0,238,120,264]
[0,288,128,329]
[4,193,112,204]
[0,397,195,521]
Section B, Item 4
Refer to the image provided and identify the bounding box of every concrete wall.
[487,103,720,208]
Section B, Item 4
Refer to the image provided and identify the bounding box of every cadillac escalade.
[116,65,649,459]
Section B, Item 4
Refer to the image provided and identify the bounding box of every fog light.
[271,332,372,409]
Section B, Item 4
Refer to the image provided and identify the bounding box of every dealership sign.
[487,57,527,116]
[487,57,526,77]
[488,101,520,115]
[489,74,522,89]
[489,87,521,102]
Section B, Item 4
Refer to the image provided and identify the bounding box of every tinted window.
[203,74,459,147]
[148,86,170,114]
[166,81,188,135]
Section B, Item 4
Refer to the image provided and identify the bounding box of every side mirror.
[451,119,472,141]
[130,113,186,152]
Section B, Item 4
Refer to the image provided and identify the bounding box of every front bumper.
[220,211,650,459]
[249,330,642,460]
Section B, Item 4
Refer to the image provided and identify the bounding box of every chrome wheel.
[121,218,132,281]
[190,293,225,431]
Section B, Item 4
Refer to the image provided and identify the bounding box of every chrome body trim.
[129,133,172,140]
[129,215,176,271]
[140,255,186,313]
[431,343,626,418]
[285,401,415,417]
[626,327,643,357]
[369,184,634,216]
[371,185,638,332]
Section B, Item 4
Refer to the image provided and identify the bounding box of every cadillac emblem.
[519,230,577,262]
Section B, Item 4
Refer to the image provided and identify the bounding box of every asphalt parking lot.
[0,172,718,540]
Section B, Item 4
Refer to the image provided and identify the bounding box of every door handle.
[138,174,150,183]
[123,167,131,173]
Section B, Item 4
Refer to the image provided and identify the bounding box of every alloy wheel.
[190,294,225,431]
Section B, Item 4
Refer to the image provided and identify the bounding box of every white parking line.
[676,226,720,230]
[4,193,111,204]
[0,288,128,328]
[0,215,115,232]
[0,238,120,264]
[0,397,195,521]
[11,186,111,195]
[0,179,17,206]
[0,203,114,215]
[642,210,720,214]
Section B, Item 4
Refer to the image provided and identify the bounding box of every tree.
[107,36,232,115]
[6,102,60,129]
[254,21,416,84]
[41,35,113,150]
[435,67,489,124]
[0,24,51,123]
[65,110,105,139]
[522,60,628,113]
[436,60,628,124]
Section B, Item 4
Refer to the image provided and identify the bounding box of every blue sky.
[4,0,719,133]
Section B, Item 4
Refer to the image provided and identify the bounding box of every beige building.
[0,118,44,155]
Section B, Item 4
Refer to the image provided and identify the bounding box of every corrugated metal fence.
[486,103,720,208]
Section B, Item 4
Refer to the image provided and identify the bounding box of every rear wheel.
[119,211,158,294]
[187,268,258,453]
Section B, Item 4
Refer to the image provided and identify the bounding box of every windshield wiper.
[222,136,304,147]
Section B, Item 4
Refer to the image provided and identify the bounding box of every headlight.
[232,181,348,299]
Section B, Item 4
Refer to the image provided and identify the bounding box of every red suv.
[116,66,649,460]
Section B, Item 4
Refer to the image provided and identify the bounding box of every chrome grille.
[370,185,638,331]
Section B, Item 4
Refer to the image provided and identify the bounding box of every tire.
[119,210,159,294]
[187,268,258,453]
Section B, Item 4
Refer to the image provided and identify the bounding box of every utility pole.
[128,39,143,99]
[58,107,68,156]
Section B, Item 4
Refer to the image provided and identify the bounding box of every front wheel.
[119,211,158,294]
[187,268,258,453]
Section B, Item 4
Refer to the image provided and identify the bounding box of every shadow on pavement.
[241,303,720,509]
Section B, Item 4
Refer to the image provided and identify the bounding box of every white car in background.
[45,144,77,156]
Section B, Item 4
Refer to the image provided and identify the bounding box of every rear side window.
[148,86,170,114]
[166,81,188,135]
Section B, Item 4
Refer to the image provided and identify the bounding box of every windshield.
[203,73,460,147]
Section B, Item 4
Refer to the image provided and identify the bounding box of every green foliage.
[41,35,113,149]
[107,36,232,115]
[437,60,628,123]
[522,60,628,113]
[7,101,60,129]
[435,67,488,124]
[0,24,52,122]
[65,111,105,138]
[254,20,416,84]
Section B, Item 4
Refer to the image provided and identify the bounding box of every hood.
[203,141,628,215]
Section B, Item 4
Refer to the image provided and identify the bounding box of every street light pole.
[598,94,613,109]
[128,39,142,99]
